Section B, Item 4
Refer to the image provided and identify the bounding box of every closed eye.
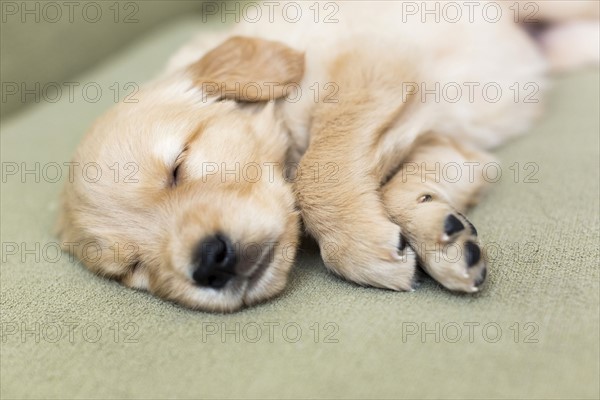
[172,163,181,186]
[172,150,186,187]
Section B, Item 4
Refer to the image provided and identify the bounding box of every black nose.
[192,234,237,289]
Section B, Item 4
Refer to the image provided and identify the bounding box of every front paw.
[318,221,417,291]
[407,203,487,293]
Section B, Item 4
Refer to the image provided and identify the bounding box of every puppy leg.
[381,135,492,292]
[294,53,419,290]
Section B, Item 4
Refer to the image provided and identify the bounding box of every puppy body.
[58,1,598,311]
[170,2,546,151]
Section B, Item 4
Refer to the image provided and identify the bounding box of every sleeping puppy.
[56,1,599,312]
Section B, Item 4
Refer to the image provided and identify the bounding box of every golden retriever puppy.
[57,1,598,311]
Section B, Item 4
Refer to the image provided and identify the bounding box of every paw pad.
[444,214,465,237]
[474,267,487,287]
[464,241,481,267]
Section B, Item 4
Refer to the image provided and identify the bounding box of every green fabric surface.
[0,0,205,118]
[1,15,599,400]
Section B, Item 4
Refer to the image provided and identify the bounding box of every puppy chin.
[243,248,295,307]
[243,212,300,307]
[153,254,292,313]
[166,279,247,313]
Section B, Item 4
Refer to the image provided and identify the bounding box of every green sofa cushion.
[1,1,204,118]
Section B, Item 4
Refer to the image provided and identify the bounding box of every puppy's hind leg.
[381,134,493,293]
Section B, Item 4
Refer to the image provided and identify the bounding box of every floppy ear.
[188,36,305,102]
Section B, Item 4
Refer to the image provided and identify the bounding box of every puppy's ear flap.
[188,36,305,102]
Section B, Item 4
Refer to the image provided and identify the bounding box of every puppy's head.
[57,37,304,312]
